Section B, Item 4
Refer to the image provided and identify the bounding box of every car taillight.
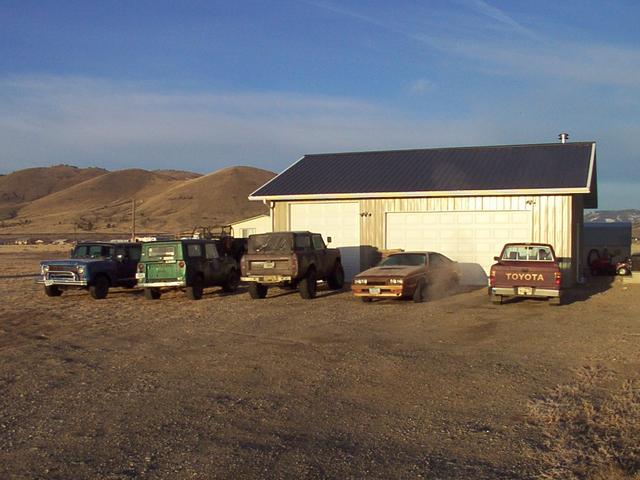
[489,269,496,286]
[240,256,247,273]
[291,253,298,273]
[179,261,185,268]
[555,271,562,286]
[137,263,144,272]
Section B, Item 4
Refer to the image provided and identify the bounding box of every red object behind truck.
[489,243,563,305]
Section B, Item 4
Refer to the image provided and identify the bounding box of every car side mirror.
[494,256,500,261]
[116,253,125,262]
[327,236,332,244]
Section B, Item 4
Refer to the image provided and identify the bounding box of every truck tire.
[144,288,161,300]
[491,293,503,305]
[222,269,240,293]
[413,279,426,303]
[44,285,62,297]
[89,275,109,300]
[186,276,204,300]
[299,268,317,299]
[327,263,345,290]
[248,282,268,299]
[549,296,562,306]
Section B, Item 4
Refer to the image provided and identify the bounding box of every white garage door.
[386,211,531,276]
[290,203,360,279]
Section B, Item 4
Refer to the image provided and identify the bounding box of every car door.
[204,241,223,285]
[119,244,141,284]
[311,234,329,275]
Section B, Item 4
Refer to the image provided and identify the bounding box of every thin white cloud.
[408,78,436,95]
[461,0,538,40]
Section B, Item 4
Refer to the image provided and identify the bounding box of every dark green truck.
[136,239,240,300]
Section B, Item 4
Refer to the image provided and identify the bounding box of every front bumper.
[138,281,186,288]
[491,286,560,298]
[241,275,292,284]
[36,276,88,287]
[351,285,406,298]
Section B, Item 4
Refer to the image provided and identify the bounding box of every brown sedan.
[351,251,459,303]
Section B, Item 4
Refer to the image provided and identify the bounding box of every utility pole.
[131,198,136,241]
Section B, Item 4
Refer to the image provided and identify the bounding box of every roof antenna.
[558,132,569,144]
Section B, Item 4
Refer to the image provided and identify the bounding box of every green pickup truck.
[136,239,240,300]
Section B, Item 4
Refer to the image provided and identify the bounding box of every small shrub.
[528,365,640,479]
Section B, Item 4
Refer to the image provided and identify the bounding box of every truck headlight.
[41,265,49,274]
[354,278,367,285]
[77,266,85,275]
[389,278,403,285]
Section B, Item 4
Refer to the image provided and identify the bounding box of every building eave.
[249,187,592,202]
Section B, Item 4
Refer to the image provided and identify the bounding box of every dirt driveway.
[1,247,639,479]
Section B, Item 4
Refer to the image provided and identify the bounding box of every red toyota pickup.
[489,243,563,305]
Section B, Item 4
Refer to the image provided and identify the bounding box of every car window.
[187,243,203,257]
[380,253,426,267]
[501,245,554,261]
[128,246,141,261]
[73,245,113,259]
[205,243,219,259]
[147,245,176,259]
[312,235,325,250]
[430,254,447,268]
[294,235,311,250]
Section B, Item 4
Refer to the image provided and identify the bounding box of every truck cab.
[489,243,562,305]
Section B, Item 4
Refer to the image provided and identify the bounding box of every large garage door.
[290,203,360,279]
[386,211,531,276]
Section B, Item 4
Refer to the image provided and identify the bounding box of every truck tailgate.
[493,262,559,289]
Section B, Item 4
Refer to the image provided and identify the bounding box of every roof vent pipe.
[558,132,569,144]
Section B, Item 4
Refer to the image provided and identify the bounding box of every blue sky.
[1,0,638,209]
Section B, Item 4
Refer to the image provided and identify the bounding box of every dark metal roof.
[250,142,596,199]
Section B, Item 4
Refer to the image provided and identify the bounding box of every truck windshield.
[380,253,426,267]
[146,245,176,259]
[72,245,114,259]
[501,245,554,261]
[247,234,293,253]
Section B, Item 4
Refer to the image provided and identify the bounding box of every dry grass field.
[1,246,640,479]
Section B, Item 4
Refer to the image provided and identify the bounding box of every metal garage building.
[249,142,598,284]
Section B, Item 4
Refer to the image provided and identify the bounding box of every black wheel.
[89,276,109,300]
[299,269,317,299]
[222,269,240,293]
[361,297,373,303]
[144,288,161,300]
[327,263,345,290]
[44,285,62,297]
[491,293,503,305]
[186,276,204,300]
[413,279,426,303]
[248,282,268,299]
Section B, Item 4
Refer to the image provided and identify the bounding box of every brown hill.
[0,165,107,219]
[0,165,108,204]
[137,166,275,231]
[0,165,275,235]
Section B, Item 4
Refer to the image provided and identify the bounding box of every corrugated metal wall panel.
[271,194,580,283]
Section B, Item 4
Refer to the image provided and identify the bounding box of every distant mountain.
[0,164,275,234]
[585,209,640,224]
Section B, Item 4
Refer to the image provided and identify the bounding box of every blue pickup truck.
[38,241,141,299]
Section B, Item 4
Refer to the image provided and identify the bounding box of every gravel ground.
[1,247,639,479]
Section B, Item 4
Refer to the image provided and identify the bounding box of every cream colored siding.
[272,194,581,284]
[230,214,272,237]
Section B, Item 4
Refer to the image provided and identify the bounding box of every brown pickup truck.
[240,231,344,299]
[489,243,563,305]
